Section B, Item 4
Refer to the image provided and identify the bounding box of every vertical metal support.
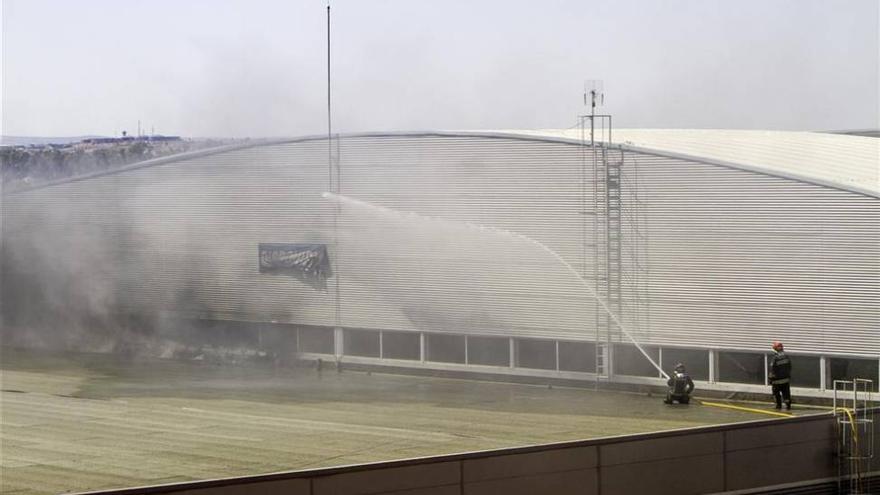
[509,338,516,368]
[658,347,663,378]
[763,354,769,386]
[820,356,827,391]
[555,341,560,371]
[326,3,332,163]
[334,327,343,358]
[608,116,612,148]
[336,133,341,196]
[379,331,384,359]
[419,333,426,363]
[708,350,717,384]
[331,134,342,346]
[464,336,469,365]
[327,4,343,357]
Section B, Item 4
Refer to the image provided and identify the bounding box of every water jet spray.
[321,192,668,380]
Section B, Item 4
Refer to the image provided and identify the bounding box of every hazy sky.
[2,0,878,137]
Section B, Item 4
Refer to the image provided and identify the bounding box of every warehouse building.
[2,129,877,397]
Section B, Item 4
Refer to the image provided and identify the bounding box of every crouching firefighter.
[769,341,792,410]
[665,363,695,404]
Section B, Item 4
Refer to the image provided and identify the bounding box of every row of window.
[176,320,879,391]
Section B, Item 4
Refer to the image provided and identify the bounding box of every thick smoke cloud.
[0,162,315,359]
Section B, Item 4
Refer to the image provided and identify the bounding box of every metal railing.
[834,378,875,494]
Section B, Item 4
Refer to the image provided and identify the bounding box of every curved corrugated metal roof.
[500,129,879,198]
[8,129,879,199]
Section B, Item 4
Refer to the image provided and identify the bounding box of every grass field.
[1,347,791,494]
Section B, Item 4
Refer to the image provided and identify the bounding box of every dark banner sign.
[258,243,332,289]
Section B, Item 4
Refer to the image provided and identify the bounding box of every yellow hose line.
[834,407,860,448]
[834,407,863,487]
[700,401,794,418]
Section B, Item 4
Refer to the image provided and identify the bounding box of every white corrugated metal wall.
[2,134,878,359]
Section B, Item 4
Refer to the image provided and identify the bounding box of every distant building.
[80,135,180,145]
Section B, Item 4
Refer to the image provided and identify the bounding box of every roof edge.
[451,130,880,199]
[5,130,878,199]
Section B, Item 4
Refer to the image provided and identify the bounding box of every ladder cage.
[579,113,650,384]
[833,378,875,494]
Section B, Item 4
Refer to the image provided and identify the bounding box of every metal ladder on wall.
[833,379,875,494]
[592,145,623,382]
[605,148,623,339]
[592,142,609,380]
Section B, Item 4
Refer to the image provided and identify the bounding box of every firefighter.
[769,342,792,410]
[664,363,695,404]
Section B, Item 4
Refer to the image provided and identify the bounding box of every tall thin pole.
[327,2,343,355]
[327,2,332,191]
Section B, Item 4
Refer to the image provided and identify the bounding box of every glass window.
[381,331,420,360]
[789,355,821,389]
[467,336,509,366]
[613,344,660,377]
[426,333,466,364]
[182,319,219,346]
[515,338,556,370]
[186,319,261,348]
[829,358,879,392]
[257,322,298,354]
[299,326,334,354]
[343,328,380,358]
[220,320,260,348]
[558,341,595,373]
[661,348,709,381]
[718,351,765,384]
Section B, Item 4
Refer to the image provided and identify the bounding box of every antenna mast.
[326,1,344,358]
[327,1,332,188]
[583,80,605,147]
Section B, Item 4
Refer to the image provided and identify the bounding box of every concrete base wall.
[76,412,878,495]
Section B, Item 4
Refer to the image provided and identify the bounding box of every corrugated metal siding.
[630,152,879,355]
[2,134,878,357]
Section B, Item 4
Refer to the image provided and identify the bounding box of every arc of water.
[322,192,669,380]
